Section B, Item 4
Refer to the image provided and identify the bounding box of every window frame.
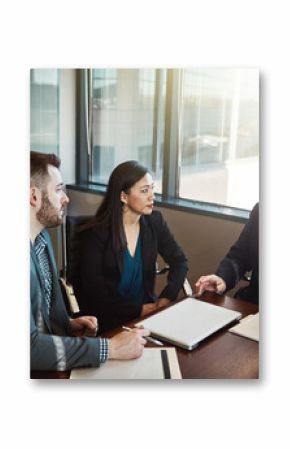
[75,68,255,221]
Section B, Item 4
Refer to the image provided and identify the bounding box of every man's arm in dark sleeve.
[216,203,258,291]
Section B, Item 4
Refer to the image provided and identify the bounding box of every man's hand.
[108,328,150,360]
[195,274,226,297]
[70,316,98,337]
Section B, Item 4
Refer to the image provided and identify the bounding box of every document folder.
[137,298,242,350]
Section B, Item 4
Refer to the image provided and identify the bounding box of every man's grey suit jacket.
[30,229,102,371]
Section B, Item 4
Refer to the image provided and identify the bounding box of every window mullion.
[162,69,182,200]
[76,69,90,184]
[152,69,162,173]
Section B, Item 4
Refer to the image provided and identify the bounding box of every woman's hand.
[155,297,171,309]
[140,303,157,317]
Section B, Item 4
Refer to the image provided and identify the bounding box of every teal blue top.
[118,236,145,304]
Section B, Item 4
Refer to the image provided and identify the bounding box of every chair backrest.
[63,215,93,284]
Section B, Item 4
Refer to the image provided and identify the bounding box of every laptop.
[137,297,242,350]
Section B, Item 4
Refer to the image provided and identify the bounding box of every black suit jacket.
[216,203,259,303]
[73,211,188,332]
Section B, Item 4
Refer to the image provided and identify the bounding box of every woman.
[73,161,188,332]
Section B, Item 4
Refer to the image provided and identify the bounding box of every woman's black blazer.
[73,210,188,332]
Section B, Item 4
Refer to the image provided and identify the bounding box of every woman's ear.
[120,190,127,205]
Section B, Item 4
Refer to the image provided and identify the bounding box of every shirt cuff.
[99,338,109,363]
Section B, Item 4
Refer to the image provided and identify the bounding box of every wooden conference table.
[31,292,259,379]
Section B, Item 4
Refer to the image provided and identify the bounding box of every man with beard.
[30,151,149,371]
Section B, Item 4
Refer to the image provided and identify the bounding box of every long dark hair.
[84,160,149,257]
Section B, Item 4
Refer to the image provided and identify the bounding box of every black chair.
[60,215,92,316]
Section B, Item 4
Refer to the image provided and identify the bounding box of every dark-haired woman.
[73,161,188,333]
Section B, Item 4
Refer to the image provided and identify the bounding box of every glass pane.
[90,68,165,192]
[30,69,59,154]
[179,69,259,209]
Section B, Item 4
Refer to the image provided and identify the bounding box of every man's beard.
[36,192,65,228]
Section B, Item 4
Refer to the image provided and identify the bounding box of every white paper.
[70,347,182,379]
[229,313,259,342]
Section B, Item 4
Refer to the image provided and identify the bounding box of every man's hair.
[30,151,61,189]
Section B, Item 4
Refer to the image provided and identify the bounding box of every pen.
[122,326,164,346]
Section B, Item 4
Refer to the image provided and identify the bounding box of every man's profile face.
[36,165,69,228]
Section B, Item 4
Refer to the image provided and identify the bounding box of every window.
[30,69,59,154]
[89,69,166,193]
[79,68,259,213]
[179,69,259,210]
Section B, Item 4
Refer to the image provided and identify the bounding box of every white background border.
[1,1,289,448]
